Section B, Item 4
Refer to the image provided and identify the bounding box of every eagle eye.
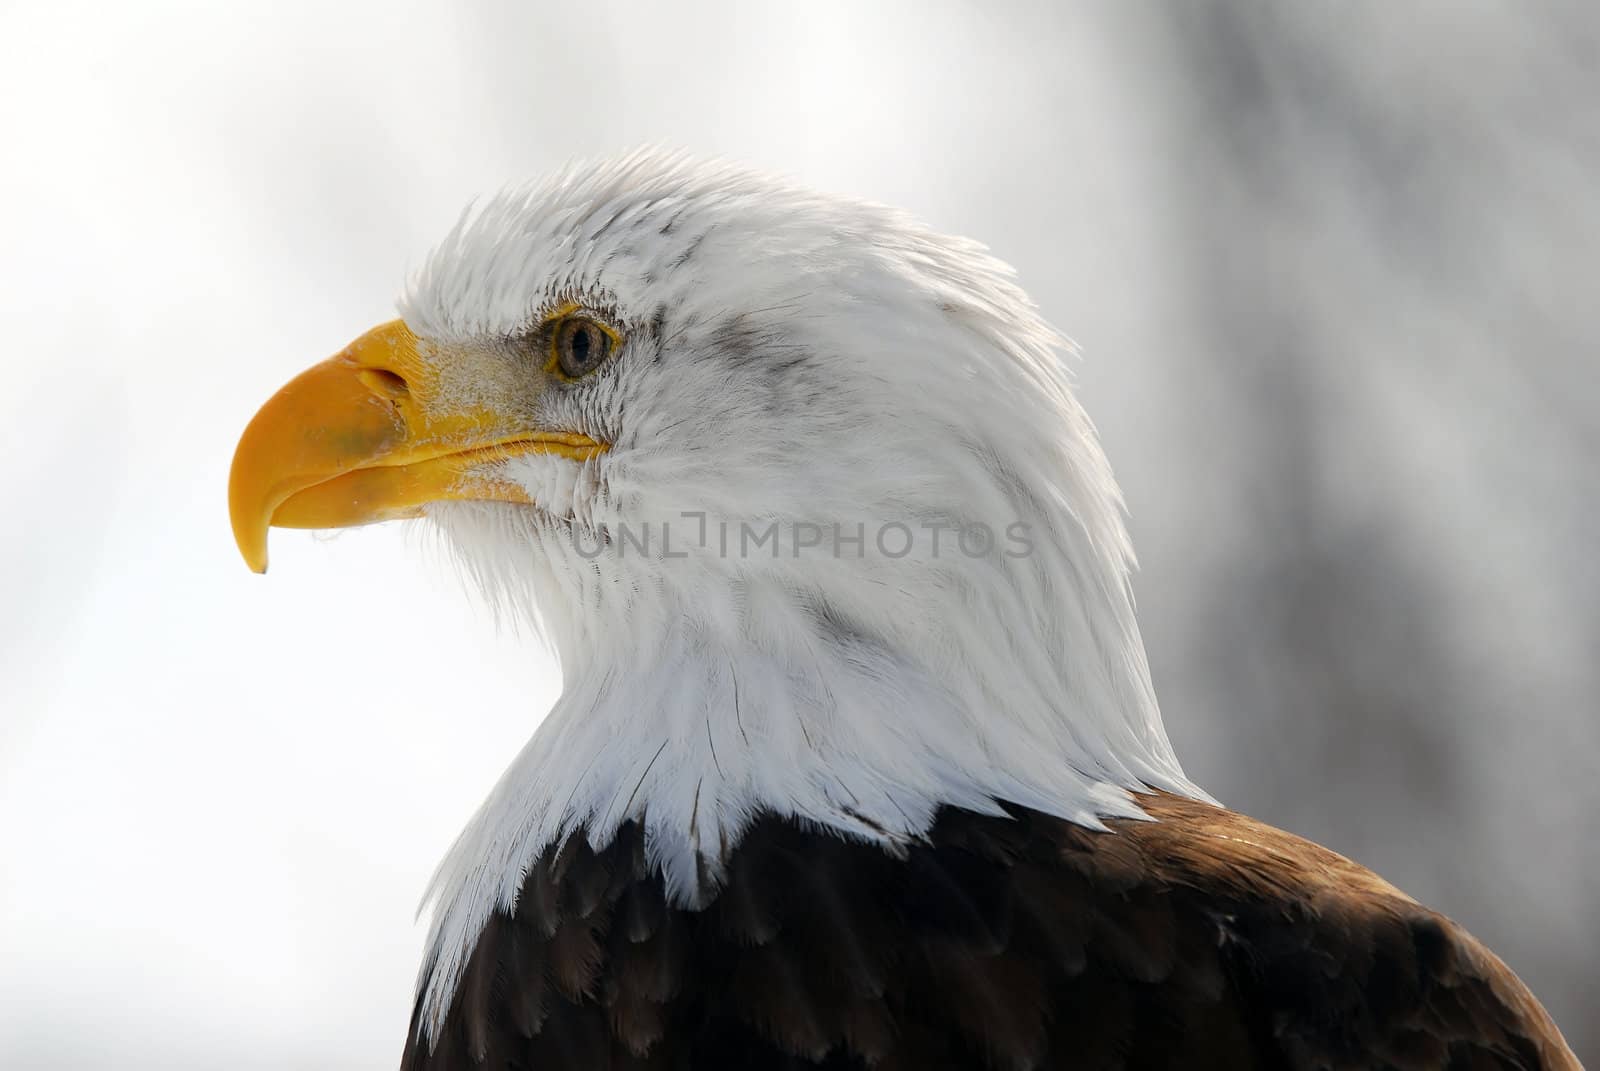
[551,315,617,379]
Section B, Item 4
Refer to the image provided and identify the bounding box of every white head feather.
[398,151,1204,1037]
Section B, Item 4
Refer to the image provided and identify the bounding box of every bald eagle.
[229,153,1577,1070]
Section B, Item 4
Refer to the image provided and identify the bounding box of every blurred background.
[1,1,1595,1066]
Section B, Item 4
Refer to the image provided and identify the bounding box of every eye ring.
[549,315,619,379]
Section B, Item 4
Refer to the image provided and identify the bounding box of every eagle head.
[229,150,1196,924]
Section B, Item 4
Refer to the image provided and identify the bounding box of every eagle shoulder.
[1126,793,1578,1071]
[401,795,1577,1070]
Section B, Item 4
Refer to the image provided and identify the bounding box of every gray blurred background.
[1,1,1595,1066]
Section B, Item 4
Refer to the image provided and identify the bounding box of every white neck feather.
[412,493,1205,1037]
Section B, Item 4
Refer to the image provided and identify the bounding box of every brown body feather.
[400,794,1577,1070]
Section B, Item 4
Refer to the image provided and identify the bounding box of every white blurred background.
[1,2,1595,1066]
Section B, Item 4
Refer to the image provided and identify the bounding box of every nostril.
[358,368,410,404]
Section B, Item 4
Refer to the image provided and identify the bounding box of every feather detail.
[400,795,1579,1070]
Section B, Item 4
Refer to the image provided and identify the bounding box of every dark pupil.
[569,325,591,366]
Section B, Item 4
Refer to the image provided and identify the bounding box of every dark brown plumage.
[400,793,1577,1070]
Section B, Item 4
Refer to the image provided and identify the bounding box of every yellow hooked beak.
[228,319,606,573]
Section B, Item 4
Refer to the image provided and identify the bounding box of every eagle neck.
[412,569,1208,1040]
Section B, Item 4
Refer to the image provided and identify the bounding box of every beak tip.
[230,498,271,574]
[230,431,274,575]
[236,532,270,575]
